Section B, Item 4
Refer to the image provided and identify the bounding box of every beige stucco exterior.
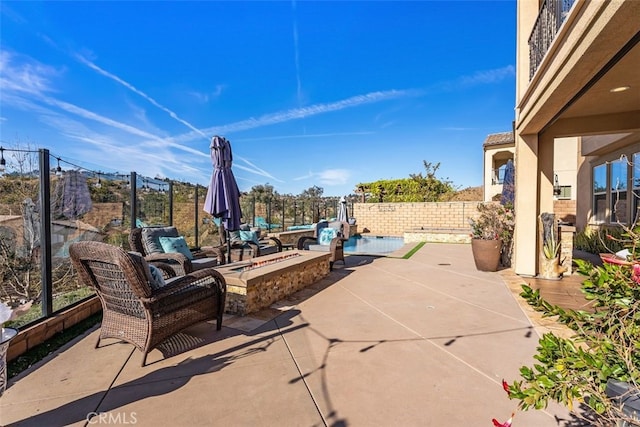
[513,0,640,276]
[483,135,515,202]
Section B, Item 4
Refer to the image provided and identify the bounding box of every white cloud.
[188,84,225,103]
[190,89,421,139]
[317,169,351,186]
[236,131,374,142]
[0,50,59,95]
[294,169,351,186]
[459,65,515,85]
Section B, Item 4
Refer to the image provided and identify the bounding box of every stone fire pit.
[214,250,331,316]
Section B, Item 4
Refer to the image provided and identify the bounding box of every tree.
[355,161,457,203]
[248,183,278,203]
[409,161,456,202]
[299,186,324,222]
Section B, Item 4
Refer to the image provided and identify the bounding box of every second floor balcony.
[528,0,576,80]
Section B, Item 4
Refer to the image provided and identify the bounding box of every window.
[610,159,628,223]
[593,164,607,223]
[557,185,571,199]
[492,165,506,185]
[633,153,640,223]
[592,153,640,224]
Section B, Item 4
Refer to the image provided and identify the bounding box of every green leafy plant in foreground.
[504,256,640,426]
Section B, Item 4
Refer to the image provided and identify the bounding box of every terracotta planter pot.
[471,239,503,272]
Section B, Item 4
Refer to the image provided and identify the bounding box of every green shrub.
[574,226,626,254]
[504,224,640,426]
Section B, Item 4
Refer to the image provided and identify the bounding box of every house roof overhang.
[515,1,640,143]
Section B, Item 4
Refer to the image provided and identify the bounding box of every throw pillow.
[128,251,164,292]
[141,226,179,254]
[239,230,260,245]
[147,264,166,290]
[158,236,194,260]
[318,227,338,245]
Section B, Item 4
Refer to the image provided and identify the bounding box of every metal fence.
[0,147,355,329]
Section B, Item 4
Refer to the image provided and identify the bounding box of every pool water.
[343,235,405,255]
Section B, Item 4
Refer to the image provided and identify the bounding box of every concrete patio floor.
[0,243,589,426]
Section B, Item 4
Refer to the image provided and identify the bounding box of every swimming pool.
[343,235,405,255]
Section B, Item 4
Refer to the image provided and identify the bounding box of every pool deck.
[1,242,588,426]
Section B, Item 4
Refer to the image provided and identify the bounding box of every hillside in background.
[449,186,484,201]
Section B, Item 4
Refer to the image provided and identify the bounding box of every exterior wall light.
[553,174,561,196]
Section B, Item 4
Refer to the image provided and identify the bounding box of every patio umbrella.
[337,196,348,223]
[204,135,243,263]
[500,159,515,207]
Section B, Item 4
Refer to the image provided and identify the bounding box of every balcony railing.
[528,0,576,80]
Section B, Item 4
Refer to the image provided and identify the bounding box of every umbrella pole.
[227,229,231,264]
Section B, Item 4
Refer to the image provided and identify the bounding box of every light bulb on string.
[0,147,6,173]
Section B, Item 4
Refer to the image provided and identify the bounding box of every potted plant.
[468,202,515,271]
[538,212,565,279]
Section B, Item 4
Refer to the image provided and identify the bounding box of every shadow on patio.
[1,244,589,426]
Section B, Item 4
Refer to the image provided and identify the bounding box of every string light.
[55,157,63,176]
[0,147,5,173]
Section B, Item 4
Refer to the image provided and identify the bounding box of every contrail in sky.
[75,54,210,141]
[291,0,303,108]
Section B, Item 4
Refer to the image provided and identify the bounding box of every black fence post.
[194,184,199,248]
[281,198,286,231]
[130,171,137,229]
[38,149,53,317]
[168,181,174,226]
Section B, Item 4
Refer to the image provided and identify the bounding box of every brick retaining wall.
[352,201,481,236]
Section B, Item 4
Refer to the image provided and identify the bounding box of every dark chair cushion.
[141,226,179,254]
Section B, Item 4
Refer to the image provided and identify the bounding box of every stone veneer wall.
[224,253,330,315]
[559,225,575,274]
[266,229,314,245]
[352,201,482,236]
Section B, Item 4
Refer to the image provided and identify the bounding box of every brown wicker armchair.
[129,227,224,275]
[297,220,348,270]
[69,241,226,366]
[218,224,283,263]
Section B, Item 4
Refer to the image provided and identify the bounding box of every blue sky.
[0,1,516,197]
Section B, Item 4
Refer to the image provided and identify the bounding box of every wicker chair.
[129,227,224,276]
[69,241,226,366]
[218,223,283,263]
[297,220,348,270]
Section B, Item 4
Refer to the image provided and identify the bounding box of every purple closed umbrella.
[500,159,515,207]
[204,136,243,262]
